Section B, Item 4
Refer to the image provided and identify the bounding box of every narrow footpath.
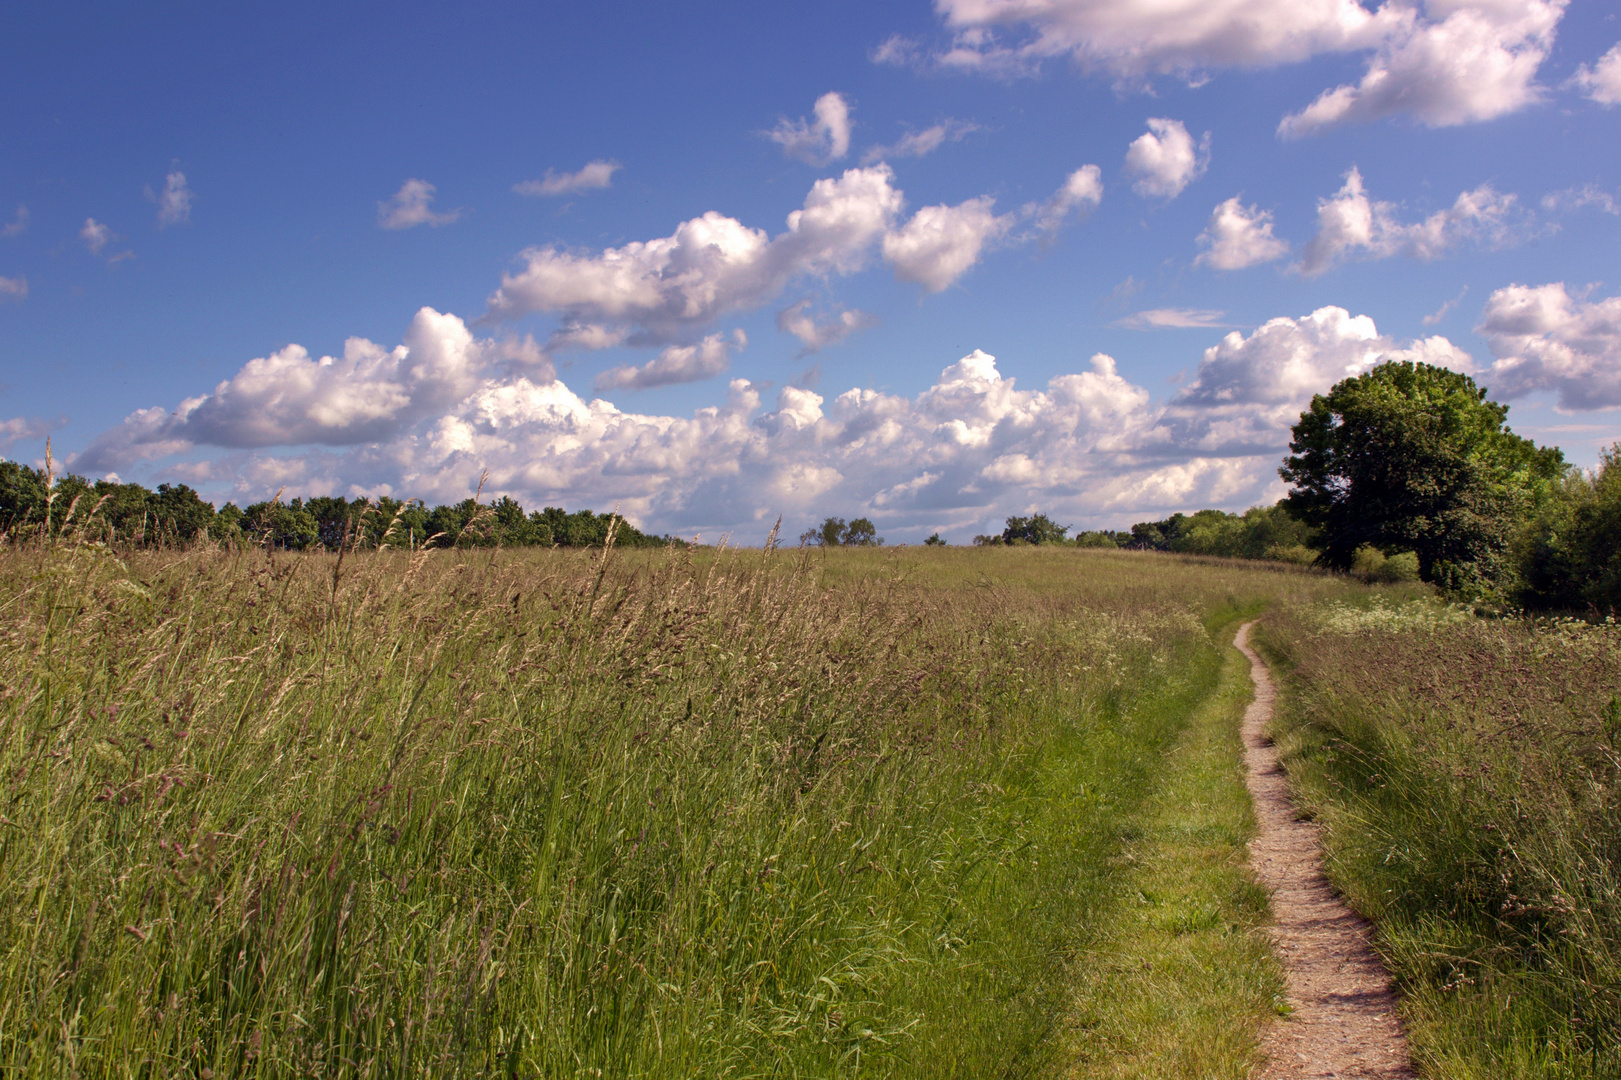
[1234,622,1415,1080]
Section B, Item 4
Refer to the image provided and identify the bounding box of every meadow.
[0,532,1367,1079]
[1257,602,1621,1078]
[4,532,1615,1078]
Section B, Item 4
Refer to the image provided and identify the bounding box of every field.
[0,537,1613,1077]
[1258,603,1621,1077]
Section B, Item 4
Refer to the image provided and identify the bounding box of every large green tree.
[1280,361,1565,590]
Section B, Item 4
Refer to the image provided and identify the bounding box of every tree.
[1515,442,1621,613]
[1001,513,1069,545]
[923,532,946,546]
[1281,361,1564,589]
[843,518,882,546]
[800,517,847,546]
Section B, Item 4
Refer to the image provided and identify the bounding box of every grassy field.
[1258,600,1621,1079]
[0,535,1363,1078]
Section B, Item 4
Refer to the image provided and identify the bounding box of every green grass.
[0,539,1353,1077]
[1257,598,1621,1079]
[1057,612,1284,1079]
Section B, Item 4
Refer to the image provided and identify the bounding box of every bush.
[1351,546,1421,583]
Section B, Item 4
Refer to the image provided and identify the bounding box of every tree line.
[0,464,673,551]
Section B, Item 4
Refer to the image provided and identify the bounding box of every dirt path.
[1235,622,1415,1080]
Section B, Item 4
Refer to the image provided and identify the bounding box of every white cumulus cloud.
[1573,42,1621,105]
[883,197,1013,292]
[767,92,853,165]
[378,179,461,230]
[1297,168,1524,276]
[487,165,905,339]
[75,298,1486,537]
[513,160,621,197]
[1195,197,1290,270]
[74,308,491,470]
[1279,0,1564,136]
[593,332,745,392]
[919,0,1563,135]
[1479,283,1621,409]
[1125,118,1208,199]
[487,165,1016,338]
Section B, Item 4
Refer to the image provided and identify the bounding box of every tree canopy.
[0,461,672,551]
[1280,361,1564,590]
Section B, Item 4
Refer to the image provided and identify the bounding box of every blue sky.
[2,0,1619,540]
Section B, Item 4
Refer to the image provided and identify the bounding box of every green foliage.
[972,513,1123,547]
[1130,503,1315,563]
[799,516,883,547]
[0,461,666,553]
[1515,442,1621,614]
[1350,546,1421,583]
[1001,512,1070,545]
[1280,361,1565,590]
[923,532,946,546]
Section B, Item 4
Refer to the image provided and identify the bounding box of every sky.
[2,0,1619,542]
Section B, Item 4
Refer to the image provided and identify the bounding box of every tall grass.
[1259,600,1621,1078]
[1,538,1346,1077]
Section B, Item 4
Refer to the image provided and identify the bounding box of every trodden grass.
[0,538,1353,1077]
[1058,611,1285,1079]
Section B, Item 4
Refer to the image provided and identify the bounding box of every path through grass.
[0,541,1350,1077]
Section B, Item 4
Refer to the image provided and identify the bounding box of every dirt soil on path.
[1235,622,1415,1080]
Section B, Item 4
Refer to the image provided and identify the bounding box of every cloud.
[1116,308,1229,329]
[776,300,879,353]
[917,1,1563,134]
[1422,286,1468,326]
[487,165,904,338]
[1279,0,1564,136]
[0,275,25,302]
[1195,197,1290,270]
[487,166,1014,338]
[77,297,1483,536]
[1124,118,1208,199]
[883,196,1013,292]
[1573,42,1621,105]
[1031,165,1104,232]
[593,332,744,392]
[861,119,980,163]
[80,218,111,254]
[1154,306,1474,455]
[378,179,461,230]
[0,415,64,453]
[1541,184,1619,215]
[2,205,27,238]
[73,307,490,470]
[767,92,853,165]
[80,218,133,263]
[1479,283,1621,409]
[513,160,621,197]
[1297,168,1525,276]
[147,171,193,227]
